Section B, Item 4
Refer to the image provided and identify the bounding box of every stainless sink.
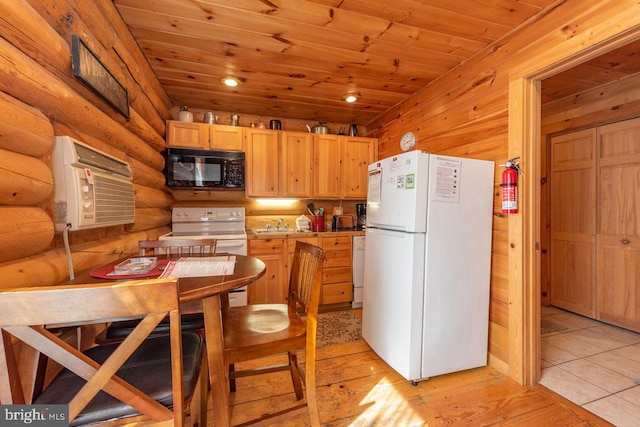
[253,228,312,234]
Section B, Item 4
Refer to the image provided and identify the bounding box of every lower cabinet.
[248,234,354,307]
[248,236,319,304]
[247,238,286,304]
[320,236,353,305]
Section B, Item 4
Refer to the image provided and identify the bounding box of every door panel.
[362,227,425,381]
[550,240,595,316]
[596,119,640,331]
[597,239,640,329]
[550,129,596,317]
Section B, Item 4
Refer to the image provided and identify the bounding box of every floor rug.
[304,310,363,348]
[541,318,568,334]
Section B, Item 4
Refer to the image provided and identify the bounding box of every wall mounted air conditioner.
[53,136,135,231]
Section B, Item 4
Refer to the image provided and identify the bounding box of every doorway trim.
[509,27,640,385]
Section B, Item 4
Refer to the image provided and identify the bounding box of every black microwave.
[164,148,245,189]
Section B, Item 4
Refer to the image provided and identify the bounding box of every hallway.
[540,306,640,426]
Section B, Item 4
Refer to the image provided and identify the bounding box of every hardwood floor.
[207,340,613,426]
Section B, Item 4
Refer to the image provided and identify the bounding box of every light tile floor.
[540,306,640,426]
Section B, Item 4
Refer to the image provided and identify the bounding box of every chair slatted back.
[138,238,218,256]
[0,279,190,425]
[288,241,325,315]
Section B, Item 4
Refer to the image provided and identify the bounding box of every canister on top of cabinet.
[178,106,193,122]
[269,119,282,130]
[204,112,218,124]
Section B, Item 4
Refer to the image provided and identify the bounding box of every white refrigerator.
[362,150,494,382]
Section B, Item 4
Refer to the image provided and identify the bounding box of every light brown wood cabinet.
[247,238,286,304]
[244,128,280,197]
[279,131,314,197]
[313,134,378,199]
[209,124,244,150]
[245,129,314,198]
[320,236,352,305]
[166,121,207,149]
[248,234,354,307]
[314,134,342,198]
[550,117,640,332]
[341,136,377,199]
[248,235,319,304]
[166,120,243,151]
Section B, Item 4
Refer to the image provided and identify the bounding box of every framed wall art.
[71,34,129,118]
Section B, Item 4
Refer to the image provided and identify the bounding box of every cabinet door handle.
[621,238,631,245]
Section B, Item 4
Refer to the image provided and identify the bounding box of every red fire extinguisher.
[500,157,522,214]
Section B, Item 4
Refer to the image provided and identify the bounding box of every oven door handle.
[216,240,246,250]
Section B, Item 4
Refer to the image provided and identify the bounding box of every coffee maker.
[356,203,366,230]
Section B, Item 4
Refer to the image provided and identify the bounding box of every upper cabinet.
[314,134,342,198]
[166,121,377,199]
[314,134,378,199]
[166,121,207,149]
[280,131,314,197]
[209,124,244,151]
[245,129,314,198]
[245,128,280,197]
[166,121,243,151]
[340,136,378,199]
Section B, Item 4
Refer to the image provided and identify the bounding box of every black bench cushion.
[105,313,204,339]
[34,332,204,426]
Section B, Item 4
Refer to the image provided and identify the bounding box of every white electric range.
[160,206,248,306]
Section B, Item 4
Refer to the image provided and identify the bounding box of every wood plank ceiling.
[114,0,640,126]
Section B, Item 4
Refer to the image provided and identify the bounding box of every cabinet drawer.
[324,250,351,268]
[286,237,320,253]
[323,266,351,284]
[248,238,284,255]
[321,236,351,251]
[322,282,352,304]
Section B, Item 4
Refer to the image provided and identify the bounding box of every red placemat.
[90,259,171,280]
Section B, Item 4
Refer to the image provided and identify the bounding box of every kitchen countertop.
[247,229,365,239]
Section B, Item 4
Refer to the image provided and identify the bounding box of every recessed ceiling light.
[342,93,360,103]
[220,76,240,87]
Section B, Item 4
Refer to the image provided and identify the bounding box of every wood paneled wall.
[367,0,640,383]
[0,0,174,289]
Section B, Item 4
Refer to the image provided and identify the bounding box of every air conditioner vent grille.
[93,175,135,225]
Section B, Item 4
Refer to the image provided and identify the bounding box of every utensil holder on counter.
[311,215,324,232]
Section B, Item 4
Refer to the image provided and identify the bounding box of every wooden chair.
[138,238,218,256]
[223,241,325,426]
[95,238,218,344]
[0,278,207,427]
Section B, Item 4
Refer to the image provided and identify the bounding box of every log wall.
[367,0,640,380]
[0,0,173,289]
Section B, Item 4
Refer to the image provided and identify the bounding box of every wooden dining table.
[68,254,267,427]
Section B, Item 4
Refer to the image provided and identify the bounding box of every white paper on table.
[159,256,236,278]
